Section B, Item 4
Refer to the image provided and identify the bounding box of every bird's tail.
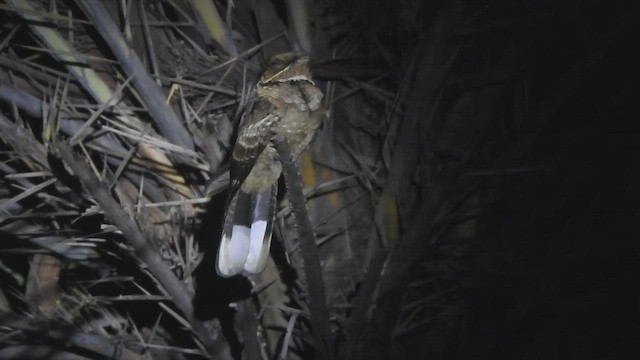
[216,184,277,277]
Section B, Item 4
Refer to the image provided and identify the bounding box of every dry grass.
[1,0,621,359]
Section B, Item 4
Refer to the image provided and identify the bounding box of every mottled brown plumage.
[216,53,325,277]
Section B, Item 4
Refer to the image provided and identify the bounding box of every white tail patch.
[216,222,271,277]
[216,225,250,277]
[245,220,270,273]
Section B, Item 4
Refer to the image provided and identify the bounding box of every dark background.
[0,0,639,359]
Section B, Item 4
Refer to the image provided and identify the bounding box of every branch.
[0,113,49,169]
[53,140,230,360]
[76,0,195,151]
[0,313,142,360]
[274,136,332,360]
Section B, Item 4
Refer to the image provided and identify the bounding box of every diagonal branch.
[274,136,333,360]
[53,139,230,360]
[76,0,195,151]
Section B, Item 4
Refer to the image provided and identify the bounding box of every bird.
[216,52,325,277]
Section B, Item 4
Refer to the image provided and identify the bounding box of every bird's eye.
[269,61,288,72]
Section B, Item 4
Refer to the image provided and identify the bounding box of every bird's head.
[259,52,314,85]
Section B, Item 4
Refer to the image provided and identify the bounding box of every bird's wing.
[228,97,279,199]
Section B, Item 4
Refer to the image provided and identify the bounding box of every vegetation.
[0,0,636,359]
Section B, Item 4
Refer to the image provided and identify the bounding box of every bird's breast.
[274,106,322,156]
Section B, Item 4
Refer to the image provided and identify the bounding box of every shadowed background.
[0,0,638,359]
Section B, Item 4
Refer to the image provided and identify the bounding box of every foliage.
[1,0,633,359]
